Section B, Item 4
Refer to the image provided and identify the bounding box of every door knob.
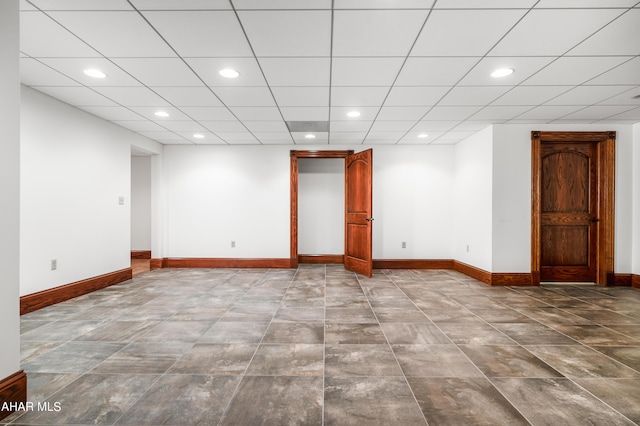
[590,217,599,222]
[365,217,374,222]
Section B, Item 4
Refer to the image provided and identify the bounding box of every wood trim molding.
[373,259,454,270]
[531,131,616,286]
[633,274,640,289]
[291,150,354,159]
[131,250,151,259]
[0,371,27,421]
[613,274,632,287]
[452,261,492,285]
[299,254,344,264]
[150,258,164,269]
[491,273,535,286]
[20,268,132,315]
[290,153,298,268]
[158,258,292,269]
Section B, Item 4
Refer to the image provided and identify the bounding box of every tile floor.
[4,265,640,425]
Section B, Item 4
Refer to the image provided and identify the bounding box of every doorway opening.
[531,131,615,286]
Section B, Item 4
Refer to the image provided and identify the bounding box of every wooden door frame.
[290,150,354,268]
[531,131,616,286]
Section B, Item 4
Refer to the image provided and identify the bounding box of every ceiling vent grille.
[286,121,330,132]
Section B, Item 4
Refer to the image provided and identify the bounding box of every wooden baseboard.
[452,261,492,285]
[373,259,454,270]
[0,371,26,421]
[20,268,132,315]
[150,258,164,269]
[633,274,640,289]
[613,274,632,287]
[299,254,344,264]
[156,258,292,269]
[131,250,151,259]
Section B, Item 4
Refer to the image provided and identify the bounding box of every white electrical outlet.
[51,259,57,270]
[466,244,470,252]
[118,196,125,205]
[402,242,406,248]
[231,241,236,248]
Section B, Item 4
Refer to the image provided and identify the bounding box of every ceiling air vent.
[286,121,330,132]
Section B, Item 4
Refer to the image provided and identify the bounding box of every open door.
[344,149,373,277]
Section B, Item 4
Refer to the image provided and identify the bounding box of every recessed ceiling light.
[83,68,107,79]
[418,133,429,138]
[347,111,361,118]
[154,111,170,118]
[219,68,240,78]
[193,133,205,139]
[305,134,316,139]
[491,68,514,78]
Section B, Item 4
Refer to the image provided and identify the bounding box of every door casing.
[531,131,616,286]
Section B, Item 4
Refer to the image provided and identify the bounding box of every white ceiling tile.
[329,132,367,141]
[458,57,556,86]
[587,57,640,85]
[470,106,532,120]
[399,132,444,144]
[20,12,101,57]
[605,107,640,120]
[36,57,142,86]
[370,121,416,132]
[292,133,329,144]
[216,132,258,141]
[280,107,329,121]
[396,57,479,86]
[243,121,289,132]
[597,87,640,106]
[535,0,638,8]
[200,121,248,132]
[545,86,636,106]
[434,0,537,7]
[515,105,584,120]
[330,107,380,121]
[332,58,404,86]
[331,87,389,107]
[377,106,431,121]
[142,11,252,57]
[29,0,133,9]
[413,121,460,131]
[421,106,482,120]
[158,139,194,145]
[233,0,331,8]
[450,122,493,131]
[177,132,225,144]
[491,86,573,106]
[113,120,166,132]
[131,0,232,10]
[151,87,223,107]
[138,131,186,141]
[560,105,636,120]
[570,9,640,56]
[272,87,329,107]
[489,9,625,56]
[21,0,37,11]
[129,106,192,121]
[251,132,294,142]
[93,87,170,107]
[438,86,511,106]
[20,58,80,86]
[258,58,330,87]
[35,86,118,106]
[229,107,283,121]
[213,87,276,107]
[412,9,527,56]
[157,121,207,132]
[335,0,435,8]
[110,58,202,86]
[523,57,630,86]
[333,10,428,57]
[385,86,450,106]
[238,10,331,57]
[330,121,374,132]
[365,132,404,143]
[49,11,176,57]
[170,107,237,121]
[185,58,267,87]
[80,106,146,121]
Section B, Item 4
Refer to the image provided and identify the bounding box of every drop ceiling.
[19,0,640,146]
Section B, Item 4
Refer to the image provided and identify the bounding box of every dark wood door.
[344,149,373,277]
[540,142,598,282]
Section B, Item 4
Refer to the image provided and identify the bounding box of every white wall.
[20,86,154,296]
[453,126,494,271]
[0,0,21,382]
[633,123,640,276]
[131,156,152,251]
[491,123,635,273]
[298,158,344,255]
[161,144,455,260]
